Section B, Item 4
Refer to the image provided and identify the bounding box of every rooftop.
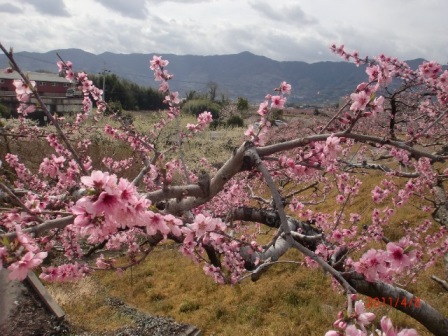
[0,70,69,84]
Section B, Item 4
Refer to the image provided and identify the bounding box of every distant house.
[0,71,70,97]
[0,70,83,125]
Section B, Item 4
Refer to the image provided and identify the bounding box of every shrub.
[209,119,225,130]
[182,99,221,120]
[226,115,244,128]
[237,97,249,112]
[122,113,134,126]
[270,108,283,121]
[0,103,11,119]
[106,101,123,116]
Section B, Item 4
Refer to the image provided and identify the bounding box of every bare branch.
[1,216,74,240]
[258,132,444,162]
[431,275,448,291]
[246,146,356,294]
[0,182,43,223]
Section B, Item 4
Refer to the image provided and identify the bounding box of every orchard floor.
[0,280,200,336]
[0,280,69,336]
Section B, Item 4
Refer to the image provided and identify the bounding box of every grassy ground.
[47,244,447,335]
[2,110,447,335]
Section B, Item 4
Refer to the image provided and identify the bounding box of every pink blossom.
[117,178,138,203]
[159,81,169,93]
[366,65,380,81]
[164,214,183,237]
[244,124,255,137]
[271,95,286,109]
[65,70,74,81]
[332,230,343,243]
[354,249,388,282]
[379,317,418,336]
[190,214,216,237]
[370,96,385,116]
[13,79,35,95]
[40,263,89,282]
[324,135,342,156]
[150,55,169,70]
[345,325,363,336]
[92,191,120,215]
[279,81,292,94]
[386,242,411,272]
[96,254,108,269]
[19,104,36,115]
[203,264,225,284]
[198,111,213,124]
[350,91,370,111]
[186,123,196,131]
[324,331,341,336]
[57,60,72,72]
[354,300,375,326]
[257,101,268,116]
[165,91,180,105]
[81,170,115,190]
[14,224,38,253]
[8,251,48,281]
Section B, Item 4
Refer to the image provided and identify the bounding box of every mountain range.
[0,49,426,105]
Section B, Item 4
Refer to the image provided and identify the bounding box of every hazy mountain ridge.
[0,49,427,104]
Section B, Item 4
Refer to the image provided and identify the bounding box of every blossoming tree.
[0,41,447,335]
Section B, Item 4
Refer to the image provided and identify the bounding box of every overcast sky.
[0,0,447,63]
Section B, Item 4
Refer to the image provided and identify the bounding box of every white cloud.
[249,1,317,26]
[93,0,149,19]
[0,0,447,63]
[23,0,70,17]
[0,3,22,13]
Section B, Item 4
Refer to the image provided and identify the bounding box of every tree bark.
[345,273,448,336]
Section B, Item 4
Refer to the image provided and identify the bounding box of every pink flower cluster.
[180,214,249,283]
[55,59,105,115]
[4,225,48,281]
[57,60,74,82]
[40,262,90,282]
[104,124,153,154]
[7,251,47,281]
[5,153,46,190]
[149,55,172,91]
[245,81,291,145]
[13,79,36,115]
[72,171,150,240]
[102,157,134,173]
[326,298,417,336]
[76,71,105,113]
[186,111,213,133]
[354,237,418,282]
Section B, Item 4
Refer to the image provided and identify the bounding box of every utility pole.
[99,69,111,101]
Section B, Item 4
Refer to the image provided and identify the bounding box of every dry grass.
[47,242,447,335]
[47,277,134,332]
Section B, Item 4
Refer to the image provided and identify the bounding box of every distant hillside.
[0,49,427,104]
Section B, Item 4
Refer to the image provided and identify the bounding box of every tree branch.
[345,272,448,336]
[431,275,448,291]
[1,215,74,240]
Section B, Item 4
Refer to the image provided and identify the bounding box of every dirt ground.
[0,279,200,336]
[0,280,69,336]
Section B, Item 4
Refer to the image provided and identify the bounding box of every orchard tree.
[237,96,249,112]
[1,41,448,335]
